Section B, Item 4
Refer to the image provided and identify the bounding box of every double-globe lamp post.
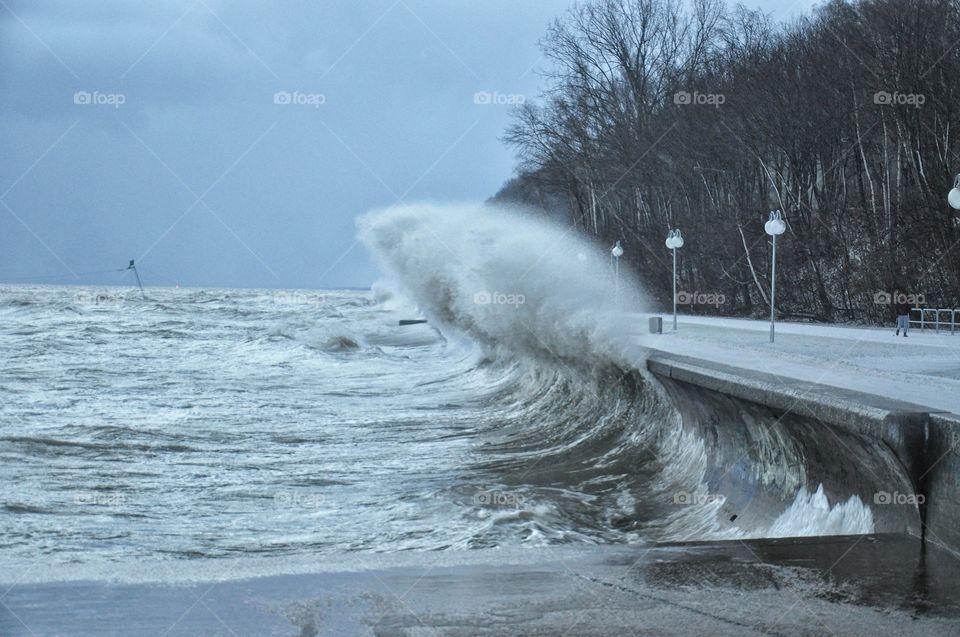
[764,211,787,343]
[665,229,684,330]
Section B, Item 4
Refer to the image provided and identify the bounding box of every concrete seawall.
[646,351,960,554]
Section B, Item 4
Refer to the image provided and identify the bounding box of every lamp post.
[665,229,684,330]
[764,211,786,343]
[611,241,624,305]
[949,174,960,210]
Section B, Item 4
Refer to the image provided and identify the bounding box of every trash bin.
[649,316,663,334]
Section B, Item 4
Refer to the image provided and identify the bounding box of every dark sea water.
[0,285,566,567]
[0,204,916,585]
[0,279,892,587]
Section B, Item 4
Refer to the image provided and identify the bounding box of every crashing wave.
[358,201,648,366]
[358,202,905,543]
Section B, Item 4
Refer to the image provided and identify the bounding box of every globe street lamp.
[949,174,960,210]
[764,211,786,343]
[665,229,684,330]
[611,241,624,305]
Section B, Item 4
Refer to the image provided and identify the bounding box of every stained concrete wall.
[924,413,960,553]
[647,352,960,554]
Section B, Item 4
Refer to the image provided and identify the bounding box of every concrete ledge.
[646,350,960,552]
[646,352,943,434]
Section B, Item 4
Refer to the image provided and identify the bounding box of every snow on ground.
[630,313,960,415]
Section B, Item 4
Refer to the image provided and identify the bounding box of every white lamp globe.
[611,241,624,258]
[765,211,786,236]
[949,174,960,210]
[950,189,960,209]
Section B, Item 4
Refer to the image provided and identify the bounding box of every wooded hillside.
[498,0,960,322]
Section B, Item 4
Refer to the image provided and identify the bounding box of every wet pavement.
[3,534,960,636]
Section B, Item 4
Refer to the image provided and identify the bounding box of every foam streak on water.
[1,286,508,567]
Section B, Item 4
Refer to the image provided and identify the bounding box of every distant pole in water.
[665,229,684,330]
[127,259,145,300]
[764,211,786,343]
[611,241,624,306]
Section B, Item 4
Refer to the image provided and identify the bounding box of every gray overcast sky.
[1,0,816,290]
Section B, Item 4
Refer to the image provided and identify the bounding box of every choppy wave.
[0,206,917,580]
[360,202,911,542]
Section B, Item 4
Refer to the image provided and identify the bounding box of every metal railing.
[909,308,960,333]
